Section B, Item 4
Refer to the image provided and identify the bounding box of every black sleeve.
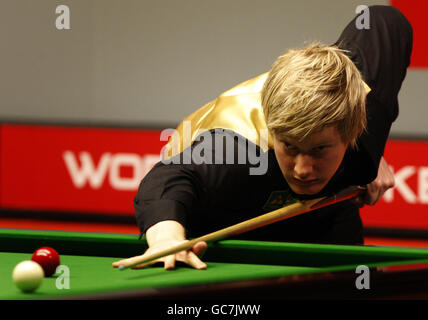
[134,161,200,235]
[320,93,396,188]
[134,148,211,235]
[334,5,412,185]
[134,129,263,235]
[358,93,395,182]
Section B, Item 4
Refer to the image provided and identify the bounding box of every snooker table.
[3,228,428,300]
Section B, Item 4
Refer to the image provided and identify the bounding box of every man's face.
[273,126,348,195]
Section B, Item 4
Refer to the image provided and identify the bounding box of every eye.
[283,142,299,155]
[284,142,296,150]
[311,145,330,156]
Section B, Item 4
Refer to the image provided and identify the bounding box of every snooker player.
[113,6,413,270]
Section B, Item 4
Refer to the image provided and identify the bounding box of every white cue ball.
[12,260,44,293]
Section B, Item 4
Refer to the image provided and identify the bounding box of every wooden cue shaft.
[118,186,363,270]
[118,198,319,270]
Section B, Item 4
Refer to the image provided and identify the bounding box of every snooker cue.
[117,185,364,270]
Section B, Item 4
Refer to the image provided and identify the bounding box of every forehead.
[280,126,343,146]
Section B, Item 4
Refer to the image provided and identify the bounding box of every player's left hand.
[354,156,395,207]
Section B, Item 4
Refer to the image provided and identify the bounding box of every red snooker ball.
[31,247,60,277]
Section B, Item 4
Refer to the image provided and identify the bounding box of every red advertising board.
[0,124,166,216]
[391,0,428,68]
[360,139,428,230]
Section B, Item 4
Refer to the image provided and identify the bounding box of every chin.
[289,183,325,195]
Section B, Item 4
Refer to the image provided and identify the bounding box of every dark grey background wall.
[1,0,426,137]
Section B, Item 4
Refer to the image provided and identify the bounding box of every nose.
[293,154,314,180]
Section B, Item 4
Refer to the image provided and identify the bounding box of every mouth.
[292,178,320,187]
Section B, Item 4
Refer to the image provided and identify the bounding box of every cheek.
[320,151,345,176]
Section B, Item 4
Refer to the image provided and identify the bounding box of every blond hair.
[261,43,367,148]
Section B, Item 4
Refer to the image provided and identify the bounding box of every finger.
[192,241,207,257]
[113,254,163,269]
[112,258,134,268]
[364,184,381,205]
[164,254,176,270]
[363,191,376,205]
[185,251,207,270]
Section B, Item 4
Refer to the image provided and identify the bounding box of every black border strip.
[0,118,178,131]
[0,208,136,224]
[389,133,428,141]
[364,227,428,239]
